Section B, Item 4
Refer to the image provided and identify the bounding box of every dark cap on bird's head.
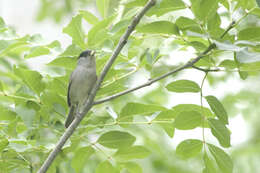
[78,50,95,59]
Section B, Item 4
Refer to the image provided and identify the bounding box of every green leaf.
[124,0,155,8]
[8,139,30,152]
[174,111,202,130]
[189,41,208,51]
[0,138,9,152]
[87,15,115,46]
[238,71,248,80]
[214,41,241,52]
[97,131,136,149]
[120,162,142,173]
[0,80,4,91]
[238,27,260,41]
[0,105,17,121]
[158,122,175,138]
[208,144,233,173]
[47,78,67,96]
[137,21,179,35]
[0,40,10,51]
[15,105,36,126]
[147,0,186,16]
[120,102,167,116]
[207,13,222,38]
[195,55,215,67]
[0,16,5,27]
[96,161,119,173]
[176,16,200,31]
[250,7,260,17]
[257,1,260,8]
[119,102,167,122]
[154,110,176,120]
[190,0,218,22]
[59,44,82,57]
[233,0,256,10]
[114,146,150,161]
[153,110,175,137]
[63,14,86,49]
[24,46,50,58]
[40,91,67,108]
[218,60,236,69]
[176,139,203,159]
[47,57,76,69]
[205,96,228,124]
[234,51,250,78]
[240,62,260,71]
[208,118,231,148]
[71,146,95,172]
[97,81,127,97]
[110,20,131,34]
[203,153,217,173]
[96,0,110,18]
[236,48,260,64]
[166,80,201,93]
[46,40,61,49]
[80,10,99,25]
[14,67,45,96]
[172,104,214,118]
[0,37,30,56]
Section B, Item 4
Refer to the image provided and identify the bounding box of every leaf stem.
[0,92,41,104]
[200,72,208,148]
[92,120,174,127]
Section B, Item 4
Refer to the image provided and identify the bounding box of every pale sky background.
[0,0,250,148]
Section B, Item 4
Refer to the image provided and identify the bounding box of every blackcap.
[65,50,97,128]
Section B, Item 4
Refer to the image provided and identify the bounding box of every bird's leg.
[75,103,81,118]
[77,98,85,115]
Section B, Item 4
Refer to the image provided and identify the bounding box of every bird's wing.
[67,72,74,106]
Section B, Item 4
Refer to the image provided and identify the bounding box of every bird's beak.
[90,50,95,56]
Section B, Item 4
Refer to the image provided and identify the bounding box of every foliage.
[1,0,260,172]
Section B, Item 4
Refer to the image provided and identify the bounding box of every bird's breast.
[69,66,96,105]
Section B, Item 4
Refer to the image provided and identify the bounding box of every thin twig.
[94,120,174,127]
[191,65,220,72]
[93,19,239,105]
[200,72,208,148]
[220,20,235,39]
[93,43,217,105]
[37,1,156,172]
[192,66,260,73]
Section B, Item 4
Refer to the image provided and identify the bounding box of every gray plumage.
[65,50,97,128]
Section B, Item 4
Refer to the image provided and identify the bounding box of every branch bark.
[37,1,156,172]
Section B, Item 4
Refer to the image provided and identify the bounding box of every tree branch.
[192,65,221,72]
[37,1,156,172]
[93,43,216,105]
[93,20,237,105]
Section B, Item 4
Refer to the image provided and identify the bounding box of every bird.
[65,50,97,128]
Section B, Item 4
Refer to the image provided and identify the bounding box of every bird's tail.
[65,106,75,128]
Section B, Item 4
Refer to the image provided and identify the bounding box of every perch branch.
[37,1,156,172]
